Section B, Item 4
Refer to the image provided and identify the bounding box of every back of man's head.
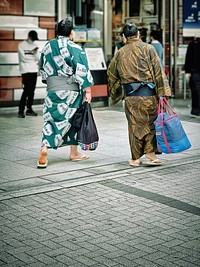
[28,30,38,41]
[122,23,138,39]
[57,18,73,37]
[150,30,160,41]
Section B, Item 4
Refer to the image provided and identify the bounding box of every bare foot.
[39,147,47,163]
[37,147,48,168]
[69,152,82,160]
[145,152,157,161]
[128,159,140,167]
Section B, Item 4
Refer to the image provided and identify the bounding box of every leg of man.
[190,73,200,116]
[18,73,29,118]
[26,72,38,116]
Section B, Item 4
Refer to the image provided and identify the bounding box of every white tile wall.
[14,87,47,101]
[0,16,38,28]
[15,28,48,40]
[0,66,49,78]
[24,0,55,17]
[37,76,47,88]
[0,15,51,104]
[0,53,19,64]
[0,65,20,76]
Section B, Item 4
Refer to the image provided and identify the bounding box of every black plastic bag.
[77,102,99,150]
[72,104,85,130]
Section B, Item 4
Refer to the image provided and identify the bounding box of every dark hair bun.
[57,18,73,37]
[122,23,138,38]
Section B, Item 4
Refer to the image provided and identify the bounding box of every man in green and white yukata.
[37,18,94,168]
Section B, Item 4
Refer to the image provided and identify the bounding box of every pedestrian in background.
[114,31,126,55]
[18,30,39,118]
[139,27,148,42]
[37,18,93,168]
[150,30,164,69]
[184,37,200,117]
[108,23,171,167]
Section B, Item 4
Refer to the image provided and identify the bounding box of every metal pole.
[162,0,165,66]
[104,0,112,62]
[57,0,62,22]
[169,0,173,91]
[173,0,178,97]
[57,0,67,22]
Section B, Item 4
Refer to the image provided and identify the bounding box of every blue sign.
[183,0,200,36]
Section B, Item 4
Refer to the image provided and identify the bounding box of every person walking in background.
[114,31,126,55]
[18,30,40,118]
[150,30,164,69]
[184,37,200,117]
[107,23,171,167]
[139,27,148,43]
[37,18,94,168]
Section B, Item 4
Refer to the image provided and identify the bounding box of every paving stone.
[153,258,180,267]
[31,253,59,265]
[73,255,98,266]
[50,254,78,265]
[66,247,92,257]
[0,260,27,267]
[92,255,119,266]
[22,262,46,267]
[113,256,139,267]
[173,259,200,267]
[134,257,163,266]
[11,252,37,264]
[123,250,149,260]
[76,248,108,258]
[0,251,19,263]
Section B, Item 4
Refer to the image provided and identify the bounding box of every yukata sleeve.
[107,53,123,105]
[148,46,171,97]
[107,54,121,93]
[38,49,47,84]
[70,47,94,90]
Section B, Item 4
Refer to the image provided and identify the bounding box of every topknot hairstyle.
[122,22,138,38]
[57,18,73,37]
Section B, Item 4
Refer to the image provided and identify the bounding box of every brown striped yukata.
[107,37,171,160]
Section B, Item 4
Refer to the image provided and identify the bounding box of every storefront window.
[24,0,55,16]
[66,0,104,47]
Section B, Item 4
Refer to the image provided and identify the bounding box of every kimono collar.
[126,37,141,44]
[57,35,70,40]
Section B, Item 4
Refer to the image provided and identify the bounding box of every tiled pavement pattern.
[0,99,200,266]
[0,165,200,267]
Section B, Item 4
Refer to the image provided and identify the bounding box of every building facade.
[0,0,199,107]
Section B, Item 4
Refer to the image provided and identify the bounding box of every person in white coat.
[18,30,40,118]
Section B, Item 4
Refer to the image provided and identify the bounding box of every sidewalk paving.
[0,99,200,267]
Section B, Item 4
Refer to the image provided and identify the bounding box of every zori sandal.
[128,160,140,167]
[143,159,162,166]
[69,154,90,161]
[37,149,48,168]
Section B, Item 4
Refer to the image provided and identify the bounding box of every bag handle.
[158,97,176,115]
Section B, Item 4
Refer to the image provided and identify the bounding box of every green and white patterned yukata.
[39,36,94,149]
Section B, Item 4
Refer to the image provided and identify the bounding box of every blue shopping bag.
[154,98,191,154]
